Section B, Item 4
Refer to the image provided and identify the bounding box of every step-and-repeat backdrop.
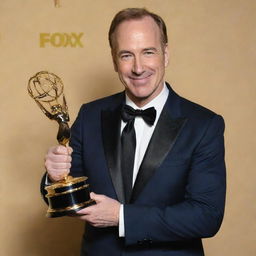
[1,0,255,255]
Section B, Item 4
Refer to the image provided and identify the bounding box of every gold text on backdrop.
[40,33,84,48]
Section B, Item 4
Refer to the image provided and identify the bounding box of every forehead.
[113,16,162,51]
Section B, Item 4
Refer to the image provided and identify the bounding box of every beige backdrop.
[0,0,255,255]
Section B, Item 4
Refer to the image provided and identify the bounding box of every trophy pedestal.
[45,176,95,218]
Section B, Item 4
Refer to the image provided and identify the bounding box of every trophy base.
[46,199,96,218]
[45,176,95,218]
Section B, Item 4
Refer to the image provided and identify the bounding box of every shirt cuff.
[118,204,125,237]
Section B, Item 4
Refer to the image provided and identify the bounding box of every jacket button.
[143,238,153,245]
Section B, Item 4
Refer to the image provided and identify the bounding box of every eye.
[144,51,155,56]
[120,53,132,60]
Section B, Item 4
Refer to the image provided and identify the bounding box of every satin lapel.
[130,101,187,203]
[101,105,125,203]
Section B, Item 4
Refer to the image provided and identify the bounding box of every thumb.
[90,192,103,203]
[66,146,73,155]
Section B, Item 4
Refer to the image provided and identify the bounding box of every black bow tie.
[121,105,156,126]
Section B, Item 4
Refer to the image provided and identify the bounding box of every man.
[43,8,226,256]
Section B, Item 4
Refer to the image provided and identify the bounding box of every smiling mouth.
[129,73,152,81]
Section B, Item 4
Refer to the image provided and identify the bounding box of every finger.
[90,192,105,203]
[46,163,70,181]
[76,205,95,215]
[45,157,71,171]
[46,154,72,163]
[50,162,71,169]
[48,171,69,182]
[48,169,69,176]
[76,214,92,222]
[75,214,102,227]
[51,145,69,155]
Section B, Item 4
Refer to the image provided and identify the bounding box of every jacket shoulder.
[166,83,223,122]
[177,96,225,139]
[179,95,222,121]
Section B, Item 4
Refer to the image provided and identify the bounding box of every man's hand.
[44,145,73,182]
[75,192,120,227]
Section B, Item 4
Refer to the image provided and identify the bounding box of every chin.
[130,91,155,104]
[130,90,150,99]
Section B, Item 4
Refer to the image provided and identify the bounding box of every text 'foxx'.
[40,33,84,48]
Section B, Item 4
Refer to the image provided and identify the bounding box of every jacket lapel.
[130,86,187,203]
[101,85,187,204]
[101,98,125,203]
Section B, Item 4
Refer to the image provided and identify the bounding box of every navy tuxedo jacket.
[42,84,226,256]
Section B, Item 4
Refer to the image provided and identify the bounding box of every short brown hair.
[108,8,168,51]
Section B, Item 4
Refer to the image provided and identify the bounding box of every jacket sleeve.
[124,114,226,245]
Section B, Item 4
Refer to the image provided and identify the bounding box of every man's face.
[112,16,169,107]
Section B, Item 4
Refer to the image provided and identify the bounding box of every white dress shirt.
[119,83,169,236]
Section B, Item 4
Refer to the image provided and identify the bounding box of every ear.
[111,49,118,72]
[163,44,169,67]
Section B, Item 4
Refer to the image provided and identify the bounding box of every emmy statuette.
[28,71,95,217]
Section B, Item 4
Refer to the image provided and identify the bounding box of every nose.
[132,56,144,75]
